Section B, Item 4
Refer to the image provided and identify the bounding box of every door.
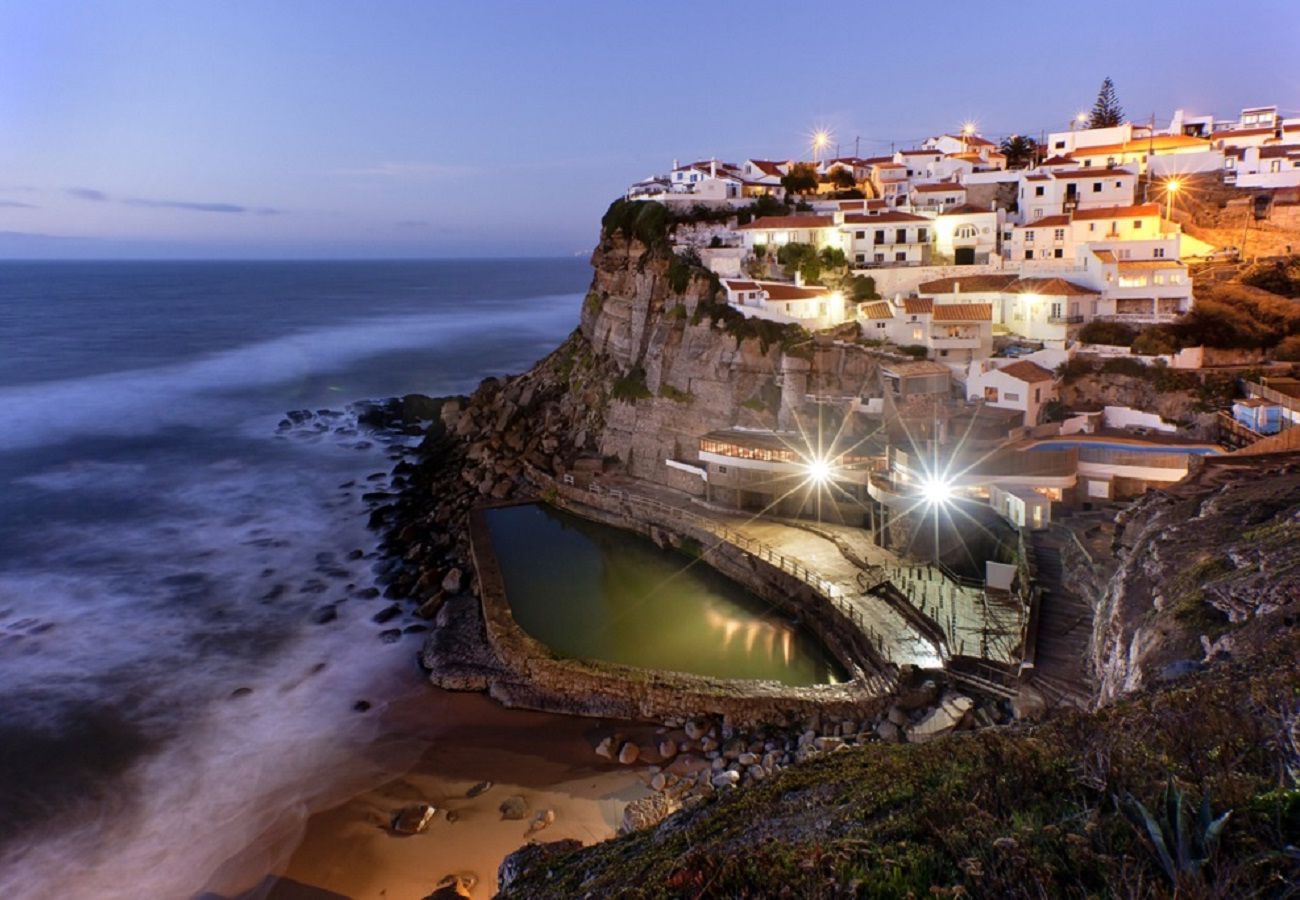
[954,247,975,265]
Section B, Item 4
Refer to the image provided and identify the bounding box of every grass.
[500,628,1300,899]
[657,383,693,404]
[611,366,652,403]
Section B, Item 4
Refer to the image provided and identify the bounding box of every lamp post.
[812,130,830,164]
[1165,178,1181,220]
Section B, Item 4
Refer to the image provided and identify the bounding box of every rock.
[650,772,667,791]
[416,592,447,619]
[737,752,759,766]
[378,628,402,643]
[372,604,401,624]
[887,705,909,727]
[466,780,492,798]
[423,877,472,899]
[897,677,942,711]
[875,720,902,743]
[619,794,679,834]
[498,795,528,820]
[907,693,975,744]
[657,740,677,760]
[684,719,708,740]
[527,808,556,833]
[441,568,464,593]
[1011,685,1047,721]
[230,687,252,699]
[498,840,583,893]
[391,803,437,834]
[617,742,640,765]
[746,764,767,782]
[594,737,615,760]
[700,736,718,753]
[352,700,371,712]
[710,770,740,789]
[312,604,337,624]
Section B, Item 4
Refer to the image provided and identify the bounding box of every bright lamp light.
[920,476,953,505]
[805,457,833,484]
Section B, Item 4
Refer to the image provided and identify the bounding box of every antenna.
[855,135,861,157]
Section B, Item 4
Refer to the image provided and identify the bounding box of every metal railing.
[582,482,897,662]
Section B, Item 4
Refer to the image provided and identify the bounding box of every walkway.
[1025,530,1095,708]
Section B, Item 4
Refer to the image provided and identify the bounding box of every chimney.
[795,270,805,287]
[672,158,679,171]
[954,281,962,295]
[710,158,717,178]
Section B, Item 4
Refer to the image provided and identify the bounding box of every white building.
[859,297,993,363]
[909,181,967,210]
[1225,144,1300,188]
[1016,168,1137,222]
[721,279,845,328]
[737,214,842,253]
[843,211,932,267]
[918,274,1100,342]
[870,162,909,206]
[965,359,1058,426]
[1006,203,1181,266]
[932,205,1001,265]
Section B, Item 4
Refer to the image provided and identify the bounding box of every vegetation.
[899,344,930,359]
[610,365,652,402]
[1132,328,1180,356]
[1240,256,1300,298]
[824,167,857,190]
[780,162,819,196]
[501,629,1300,898]
[736,194,791,226]
[657,383,693,404]
[1276,334,1300,362]
[847,274,880,302]
[1078,320,1137,347]
[689,292,809,355]
[999,134,1040,169]
[601,198,671,250]
[1088,76,1124,128]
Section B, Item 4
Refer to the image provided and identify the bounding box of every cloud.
[68,187,109,201]
[124,198,281,215]
[337,161,476,178]
[0,200,37,209]
[65,187,280,215]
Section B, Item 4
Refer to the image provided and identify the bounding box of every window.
[1170,273,1183,284]
[874,230,885,244]
[1054,248,1064,258]
[1154,274,1165,285]
[1054,141,1065,150]
[1034,388,1041,402]
[1053,228,1065,240]
[1005,392,1020,401]
[855,230,865,239]
[1025,230,1035,242]
[1270,160,1282,173]
[912,327,923,340]
[855,253,865,263]
[1089,223,1096,232]
[895,228,907,243]
[874,252,884,263]
[1093,182,1102,192]
[918,228,928,241]
[895,251,906,262]
[1153,247,1165,258]
[955,224,977,239]
[718,465,728,474]
[1133,219,1142,229]
[984,386,999,401]
[1050,302,1062,319]
[1035,185,1045,196]
[1115,181,1122,189]
[1119,248,1132,259]
[1024,250,1033,260]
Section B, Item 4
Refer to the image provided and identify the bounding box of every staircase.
[1026,533,1095,709]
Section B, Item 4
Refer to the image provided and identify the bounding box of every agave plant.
[1119,778,1232,887]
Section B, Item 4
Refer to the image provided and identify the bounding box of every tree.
[826,167,857,190]
[1088,77,1124,129]
[780,163,819,196]
[848,274,880,301]
[999,134,1040,169]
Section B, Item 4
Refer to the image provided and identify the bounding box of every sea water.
[0,259,586,898]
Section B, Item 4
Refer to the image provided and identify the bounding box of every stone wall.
[465,495,895,728]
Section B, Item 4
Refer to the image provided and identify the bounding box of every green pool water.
[484,503,844,686]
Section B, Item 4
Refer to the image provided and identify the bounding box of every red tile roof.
[762,283,831,301]
[939,204,994,216]
[1012,277,1099,296]
[912,182,967,192]
[1051,169,1135,180]
[1211,127,1277,139]
[844,211,930,224]
[934,303,992,321]
[1067,135,1209,156]
[1018,215,1071,228]
[860,302,893,320]
[737,214,835,231]
[1040,155,1073,165]
[997,360,1056,384]
[899,149,940,156]
[1071,203,1159,221]
[904,298,933,315]
[722,279,760,291]
[917,274,1019,294]
[945,133,995,146]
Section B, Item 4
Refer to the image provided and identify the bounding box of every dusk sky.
[1,0,1297,259]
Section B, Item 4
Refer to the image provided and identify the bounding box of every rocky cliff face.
[1090,452,1300,704]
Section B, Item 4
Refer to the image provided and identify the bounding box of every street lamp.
[919,474,954,566]
[1164,178,1182,220]
[811,129,830,163]
[804,455,835,523]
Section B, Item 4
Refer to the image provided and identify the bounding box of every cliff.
[1090,452,1300,704]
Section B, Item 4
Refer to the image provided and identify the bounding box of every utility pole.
[855,135,861,157]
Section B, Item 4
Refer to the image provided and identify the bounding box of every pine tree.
[1088,77,1124,128]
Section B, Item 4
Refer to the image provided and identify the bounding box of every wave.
[0,294,579,453]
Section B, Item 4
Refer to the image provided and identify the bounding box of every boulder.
[906,693,975,744]
[391,803,437,835]
[527,808,556,833]
[441,568,464,593]
[466,780,492,798]
[617,742,640,765]
[620,793,679,834]
[594,737,615,761]
[875,720,902,743]
[498,795,528,820]
[684,719,708,741]
[497,839,583,893]
[657,739,678,760]
[710,770,740,789]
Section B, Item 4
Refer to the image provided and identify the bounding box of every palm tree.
[999,135,1040,169]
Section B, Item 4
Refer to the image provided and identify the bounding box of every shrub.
[667,252,695,293]
[1100,357,1148,378]
[1057,357,1097,381]
[601,198,671,249]
[848,274,880,301]
[1240,257,1300,298]
[611,366,652,402]
[899,344,929,359]
[1078,320,1137,347]
[780,162,818,195]
[657,383,693,404]
[753,243,767,260]
[1133,327,1179,356]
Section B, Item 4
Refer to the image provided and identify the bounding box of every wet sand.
[264,690,652,899]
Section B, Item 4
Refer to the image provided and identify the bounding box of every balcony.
[929,334,982,349]
[1047,315,1085,325]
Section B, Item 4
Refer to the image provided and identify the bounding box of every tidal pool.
[484,503,844,686]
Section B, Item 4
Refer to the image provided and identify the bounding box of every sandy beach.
[263,688,652,899]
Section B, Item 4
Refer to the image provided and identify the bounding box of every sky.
[0,0,1297,259]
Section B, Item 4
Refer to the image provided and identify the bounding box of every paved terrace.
[589,475,1028,673]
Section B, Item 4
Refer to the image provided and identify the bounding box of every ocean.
[0,259,588,898]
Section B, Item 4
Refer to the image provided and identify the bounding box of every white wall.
[1102,405,1177,433]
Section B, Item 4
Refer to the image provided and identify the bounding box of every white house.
[909,181,967,210]
[1066,134,1212,174]
[1225,144,1300,188]
[918,274,1101,342]
[923,133,1002,165]
[859,297,993,362]
[965,359,1058,426]
[1079,251,1192,323]
[737,214,842,253]
[895,148,944,179]
[1016,168,1137,222]
[842,211,932,267]
[932,205,1001,264]
[1006,203,1181,266]
[870,162,909,206]
[721,279,845,328]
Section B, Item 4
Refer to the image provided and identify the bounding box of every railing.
[1246,381,1300,415]
[1047,314,1085,324]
